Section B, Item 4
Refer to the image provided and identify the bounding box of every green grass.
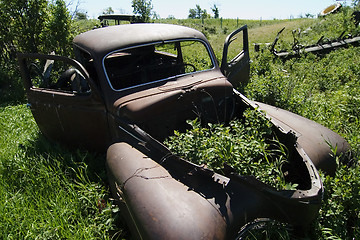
[0,105,127,239]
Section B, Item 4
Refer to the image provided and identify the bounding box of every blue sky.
[70,0,348,20]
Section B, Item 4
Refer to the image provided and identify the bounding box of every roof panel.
[73,23,207,59]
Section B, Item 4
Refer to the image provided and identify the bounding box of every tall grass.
[0,105,126,239]
[243,8,360,239]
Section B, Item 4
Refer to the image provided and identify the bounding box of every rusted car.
[18,23,349,239]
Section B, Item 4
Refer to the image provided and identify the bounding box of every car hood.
[112,71,232,120]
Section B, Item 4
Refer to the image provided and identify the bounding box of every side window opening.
[28,57,90,94]
[220,25,250,86]
[104,40,214,91]
[226,30,245,65]
[180,41,214,72]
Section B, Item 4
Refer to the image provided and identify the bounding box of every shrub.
[0,0,74,102]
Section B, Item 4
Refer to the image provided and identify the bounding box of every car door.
[221,25,250,87]
[18,53,110,152]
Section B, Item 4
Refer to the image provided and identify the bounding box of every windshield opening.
[103,39,214,90]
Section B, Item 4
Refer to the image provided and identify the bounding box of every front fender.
[252,101,350,176]
[106,138,323,239]
[106,142,227,240]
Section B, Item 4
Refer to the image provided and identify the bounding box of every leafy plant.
[165,109,294,190]
[131,0,153,22]
[309,160,360,239]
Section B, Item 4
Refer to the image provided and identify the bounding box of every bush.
[0,61,25,103]
[0,0,74,102]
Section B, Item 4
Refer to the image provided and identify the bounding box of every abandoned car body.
[18,23,349,239]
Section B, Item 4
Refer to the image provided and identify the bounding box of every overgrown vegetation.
[1,1,360,239]
[168,5,360,239]
[165,110,296,191]
[0,105,128,239]
[244,19,360,240]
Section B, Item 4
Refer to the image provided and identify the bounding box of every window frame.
[102,38,216,92]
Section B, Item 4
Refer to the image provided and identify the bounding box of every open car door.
[18,53,110,152]
[221,25,250,87]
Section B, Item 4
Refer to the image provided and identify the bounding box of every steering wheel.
[56,68,77,90]
[182,63,197,73]
[56,68,89,93]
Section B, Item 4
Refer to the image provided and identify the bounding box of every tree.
[103,7,114,15]
[0,0,72,55]
[188,5,208,19]
[131,0,153,22]
[188,8,197,19]
[2,0,49,53]
[0,0,74,101]
[195,5,202,19]
[68,0,81,19]
[211,4,219,19]
[45,0,73,56]
[75,11,87,20]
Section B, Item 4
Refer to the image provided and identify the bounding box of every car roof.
[73,23,208,59]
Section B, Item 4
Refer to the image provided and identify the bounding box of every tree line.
[132,1,220,20]
[76,1,220,22]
